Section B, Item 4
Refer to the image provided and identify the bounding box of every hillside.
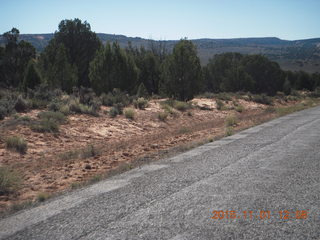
[1,91,318,211]
[1,33,320,73]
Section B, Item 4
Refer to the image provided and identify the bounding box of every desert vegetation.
[1,19,320,107]
[5,136,27,154]
[0,18,320,213]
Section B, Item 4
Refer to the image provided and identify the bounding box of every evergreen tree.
[140,51,161,94]
[41,19,101,88]
[283,77,292,95]
[284,71,297,91]
[0,46,5,86]
[111,42,138,92]
[89,43,113,94]
[126,45,162,95]
[89,42,138,94]
[295,71,314,91]
[21,60,42,91]
[220,65,254,92]
[161,39,202,100]
[39,42,78,92]
[241,55,284,95]
[1,28,35,87]
[204,53,245,92]
[54,44,78,92]
[311,73,320,89]
[202,63,217,92]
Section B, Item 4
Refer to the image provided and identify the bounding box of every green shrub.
[81,144,101,159]
[10,114,31,124]
[158,111,168,121]
[161,104,179,118]
[103,110,109,115]
[285,95,299,101]
[78,87,97,105]
[0,167,21,194]
[234,92,246,99]
[14,96,28,112]
[173,101,190,111]
[196,92,216,98]
[90,98,102,112]
[225,115,238,127]
[136,82,149,98]
[47,93,99,117]
[251,94,273,105]
[79,104,99,116]
[26,84,60,107]
[178,127,191,134]
[69,99,82,113]
[275,103,313,116]
[225,127,234,136]
[215,92,232,101]
[124,108,135,120]
[47,101,61,112]
[161,104,174,114]
[38,111,66,124]
[5,136,28,154]
[89,175,102,184]
[133,97,148,110]
[150,94,162,99]
[160,99,174,107]
[0,106,6,120]
[32,120,58,133]
[59,150,79,161]
[309,87,320,98]
[160,99,190,112]
[69,100,99,116]
[73,87,101,113]
[290,90,301,97]
[79,103,93,115]
[12,113,20,119]
[264,107,276,113]
[0,91,18,118]
[111,103,124,114]
[235,105,245,113]
[276,91,285,98]
[31,119,59,133]
[60,145,101,161]
[37,192,50,202]
[20,116,31,122]
[216,99,224,110]
[100,92,114,106]
[27,98,48,109]
[10,201,33,212]
[100,89,131,107]
[109,107,119,118]
[59,104,71,115]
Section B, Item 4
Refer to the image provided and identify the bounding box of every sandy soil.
[0,97,295,211]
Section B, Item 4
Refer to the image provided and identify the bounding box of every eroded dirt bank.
[0,97,311,212]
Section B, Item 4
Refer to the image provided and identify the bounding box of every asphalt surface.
[1,106,320,240]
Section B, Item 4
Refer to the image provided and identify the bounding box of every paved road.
[1,107,320,240]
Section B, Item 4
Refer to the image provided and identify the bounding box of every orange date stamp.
[210,210,309,220]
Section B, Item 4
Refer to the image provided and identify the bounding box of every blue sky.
[1,0,319,40]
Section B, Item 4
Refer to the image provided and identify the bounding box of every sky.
[1,0,319,40]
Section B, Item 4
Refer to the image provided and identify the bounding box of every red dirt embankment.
[0,97,296,211]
